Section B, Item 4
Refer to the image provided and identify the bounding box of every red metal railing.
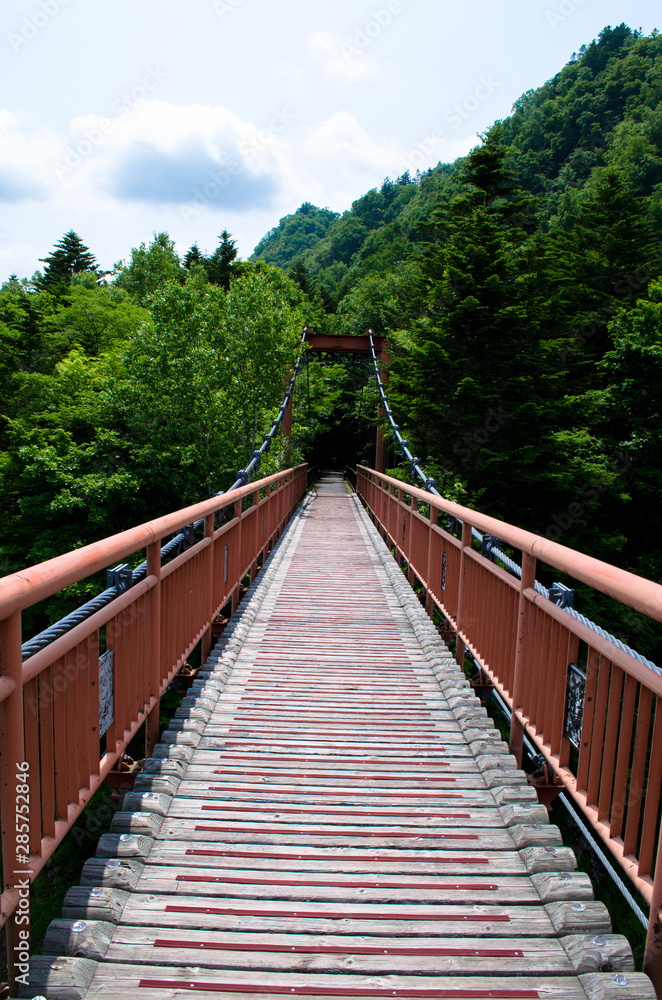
[357,465,662,991]
[0,465,307,984]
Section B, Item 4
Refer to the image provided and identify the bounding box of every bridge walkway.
[26,475,652,998]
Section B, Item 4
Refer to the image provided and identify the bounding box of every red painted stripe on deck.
[207,755,452,766]
[231,709,434,717]
[200,805,471,818]
[207,786,464,798]
[165,904,510,922]
[139,981,537,997]
[184,850,490,864]
[153,940,524,958]
[240,695,426,702]
[194,825,479,839]
[227,720,439,729]
[219,740,450,750]
[212,769,453,780]
[226,732,441,740]
[243,684,422,690]
[219,741,452,751]
[175,875,498,890]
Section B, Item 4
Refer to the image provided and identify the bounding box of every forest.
[1,23,662,660]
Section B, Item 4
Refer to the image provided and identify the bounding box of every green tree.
[206,230,238,290]
[222,266,306,456]
[45,276,148,356]
[392,131,561,521]
[113,232,184,305]
[37,231,97,290]
[539,170,661,376]
[289,259,311,297]
[183,243,206,270]
[596,279,662,571]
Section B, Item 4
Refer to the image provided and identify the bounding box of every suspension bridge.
[1,333,662,1000]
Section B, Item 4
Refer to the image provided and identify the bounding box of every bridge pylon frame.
[302,328,390,472]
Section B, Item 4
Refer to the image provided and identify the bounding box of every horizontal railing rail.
[356,464,662,988]
[20,340,308,663]
[365,329,661,679]
[0,465,308,975]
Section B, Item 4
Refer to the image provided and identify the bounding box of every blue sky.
[0,0,659,281]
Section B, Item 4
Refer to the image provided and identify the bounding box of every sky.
[0,0,660,282]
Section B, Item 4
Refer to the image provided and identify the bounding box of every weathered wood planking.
[25,476,653,1000]
[138,843,535,875]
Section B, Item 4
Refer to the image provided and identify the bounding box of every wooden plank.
[42,477,615,998]
[130,866,541,903]
[101,928,573,974]
[174,781,495,805]
[162,799,504,826]
[85,964,588,999]
[154,818,516,849]
[119,894,558,937]
[146,843,528,875]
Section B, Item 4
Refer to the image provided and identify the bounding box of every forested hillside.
[254,25,662,595]
[0,230,309,636]
[2,22,662,660]
[251,24,662,656]
[253,24,662,314]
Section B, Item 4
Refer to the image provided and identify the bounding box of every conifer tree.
[38,231,97,290]
[183,243,205,270]
[207,230,238,289]
[289,259,311,297]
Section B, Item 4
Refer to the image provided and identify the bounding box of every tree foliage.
[3,24,662,664]
[37,231,98,291]
[0,237,305,590]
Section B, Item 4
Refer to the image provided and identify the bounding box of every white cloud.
[0,110,57,201]
[304,111,397,173]
[0,101,421,279]
[308,31,380,84]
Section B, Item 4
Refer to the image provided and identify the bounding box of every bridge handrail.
[357,464,662,984]
[0,469,304,618]
[358,467,662,624]
[0,464,308,953]
[18,339,307,661]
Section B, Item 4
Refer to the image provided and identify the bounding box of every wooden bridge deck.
[26,475,654,998]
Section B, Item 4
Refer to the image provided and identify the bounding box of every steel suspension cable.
[21,330,309,661]
[366,330,661,678]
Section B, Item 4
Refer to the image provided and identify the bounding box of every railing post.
[375,427,387,474]
[509,551,537,767]
[644,831,662,995]
[0,610,26,994]
[425,505,436,618]
[146,540,161,756]
[407,492,416,585]
[201,513,215,664]
[232,496,242,615]
[454,522,473,671]
[251,489,260,581]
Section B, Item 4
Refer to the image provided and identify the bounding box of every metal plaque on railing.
[99,649,114,737]
[564,662,586,750]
